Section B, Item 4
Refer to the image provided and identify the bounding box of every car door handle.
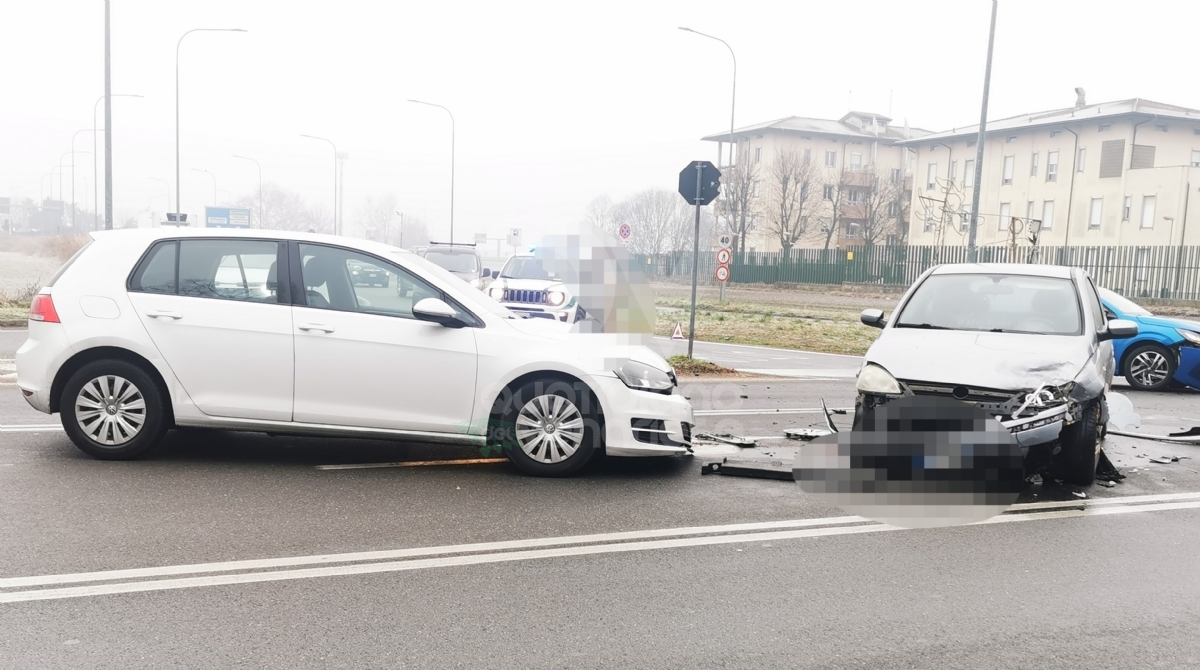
[298,323,335,333]
[145,310,183,320]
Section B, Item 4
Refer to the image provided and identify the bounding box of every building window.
[1051,130,1061,138]
[1030,152,1039,176]
[960,204,972,232]
[1026,200,1036,229]
[1088,198,1103,229]
[1006,136,1017,143]
[1100,124,1111,132]
[1155,123,1168,132]
[923,209,933,232]
[1141,195,1156,228]
[927,163,937,189]
[1192,150,1200,167]
[1002,155,1015,185]
[1077,148,1086,173]
[1042,200,1055,230]
[848,189,860,204]
[888,201,901,216]
[1047,151,1059,182]
[850,152,863,171]
[1123,196,1132,221]
[753,182,760,197]
[823,185,834,200]
[964,160,975,187]
[891,168,902,184]
[804,148,812,164]
[825,150,837,167]
[754,147,762,163]
[950,160,958,182]
[967,140,976,147]
[998,202,1011,231]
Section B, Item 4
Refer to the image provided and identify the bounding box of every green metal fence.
[636,245,1200,301]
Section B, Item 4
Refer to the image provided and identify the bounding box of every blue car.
[1098,287,1200,391]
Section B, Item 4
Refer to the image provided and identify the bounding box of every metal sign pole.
[688,162,702,359]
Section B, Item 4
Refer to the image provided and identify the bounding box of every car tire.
[60,360,168,461]
[1124,343,1176,391]
[1054,399,1101,487]
[491,378,601,477]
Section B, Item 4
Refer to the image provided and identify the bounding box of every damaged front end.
[852,362,1104,453]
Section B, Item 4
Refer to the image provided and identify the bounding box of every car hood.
[865,328,1092,390]
[500,318,668,372]
[1136,314,1200,332]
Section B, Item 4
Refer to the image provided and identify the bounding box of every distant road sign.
[475,232,487,244]
[677,161,722,206]
[507,228,522,247]
[715,265,730,282]
[717,232,733,249]
[618,223,632,239]
[716,248,732,265]
[205,207,252,229]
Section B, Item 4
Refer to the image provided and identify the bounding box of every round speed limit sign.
[715,248,732,265]
[715,265,730,282]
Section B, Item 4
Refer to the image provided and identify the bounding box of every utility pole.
[104,0,113,230]
[967,0,998,261]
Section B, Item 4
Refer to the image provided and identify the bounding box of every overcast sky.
[3,0,1198,242]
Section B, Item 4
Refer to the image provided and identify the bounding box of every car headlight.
[856,363,902,395]
[547,290,566,306]
[1176,328,1200,345]
[614,360,674,392]
[488,287,505,300]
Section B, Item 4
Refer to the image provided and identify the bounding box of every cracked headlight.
[1176,328,1200,345]
[856,363,902,395]
[614,360,674,392]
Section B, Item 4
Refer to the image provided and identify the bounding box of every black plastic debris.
[1096,450,1125,481]
[784,428,831,441]
[701,457,794,481]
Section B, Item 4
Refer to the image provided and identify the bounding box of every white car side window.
[299,243,439,319]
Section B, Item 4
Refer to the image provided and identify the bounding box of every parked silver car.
[855,263,1138,486]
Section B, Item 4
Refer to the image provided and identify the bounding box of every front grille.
[903,381,1018,405]
[682,422,692,444]
[503,289,547,304]
[631,418,689,447]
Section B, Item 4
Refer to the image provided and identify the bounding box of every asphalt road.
[3,342,1200,667]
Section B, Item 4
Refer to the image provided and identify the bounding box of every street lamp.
[408,100,456,243]
[300,135,339,234]
[57,151,87,234]
[679,27,736,170]
[93,94,141,231]
[71,129,100,230]
[191,168,217,206]
[176,28,247,219]
[232,155,262,227]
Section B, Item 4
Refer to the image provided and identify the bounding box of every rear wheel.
[1124,344,1175,391]
[1054,399,1101,486]
[60,360,168,460]
[491,378,601,477]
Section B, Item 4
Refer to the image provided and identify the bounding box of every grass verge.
[656,298,878,356]
[666,354,738,376]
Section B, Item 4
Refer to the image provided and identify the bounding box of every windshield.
[389,250,514,319]
[1097,286,1152,317]
[895,273,1082,335]
[423,249,478,274]
[501,257,577,282]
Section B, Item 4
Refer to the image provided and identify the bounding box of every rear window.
[129,241,177,294]
[45,239,94,287]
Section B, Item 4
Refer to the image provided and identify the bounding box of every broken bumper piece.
[999,404,1069,451]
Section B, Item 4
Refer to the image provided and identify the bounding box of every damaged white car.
[856,264,1138,486]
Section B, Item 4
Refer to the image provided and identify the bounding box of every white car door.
[126,238,295,421]
[290,242,478,434]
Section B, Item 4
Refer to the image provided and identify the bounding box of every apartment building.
[903,94,1200,247]
[702,112,930,251]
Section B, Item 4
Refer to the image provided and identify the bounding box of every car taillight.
[29,294,60,323]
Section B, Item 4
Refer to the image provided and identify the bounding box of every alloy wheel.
[75,375,147,446]
[515,394,585,464]
[1129,350,1169,387]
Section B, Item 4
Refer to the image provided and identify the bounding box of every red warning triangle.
[671,323,685,340]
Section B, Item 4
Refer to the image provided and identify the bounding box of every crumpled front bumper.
[1173,347,1200,390]
[998,404,1070,452]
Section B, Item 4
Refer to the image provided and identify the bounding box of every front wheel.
[60,360,168,460]
[1054,399,1101,486]
[491,378,602,477]
[1124,344,1175,391]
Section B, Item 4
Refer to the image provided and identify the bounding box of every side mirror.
[1100,318,1138,341]
[860,308,886,328]
[481,268,490,277]
[413,298,466,328]
[491,269,500,279]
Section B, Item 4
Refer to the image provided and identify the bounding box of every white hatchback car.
[16,229,693,477]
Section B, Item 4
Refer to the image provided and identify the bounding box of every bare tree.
[582,195,615,232]
[609,189,691,256]
[765,149,819,253]
[720,158,758,259]
[235,183,332,234]
[818,168,850,249]
[857,169,906,249]
[354,194,399,242]
[912,177,966,249]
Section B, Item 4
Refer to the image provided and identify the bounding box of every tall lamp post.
[191,168,218,207]
[407,100,455,243]
[57,151,87,234]
[71,129,99,230]
[300,135,339,234]
[232,155,262,227]
[678,27,736,170]
[967,0,998,262]
[176,28,247,220]
[93,94,141,231]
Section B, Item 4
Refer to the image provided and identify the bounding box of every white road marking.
[694,408,851,416]
[3,492,1198,603]
[739,368,860,378]
[4,498,1199,603]
[317,458,509,470]
[653,337,863,359]
[0,423,62,433]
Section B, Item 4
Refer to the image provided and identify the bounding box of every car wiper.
[894,323,951,330]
